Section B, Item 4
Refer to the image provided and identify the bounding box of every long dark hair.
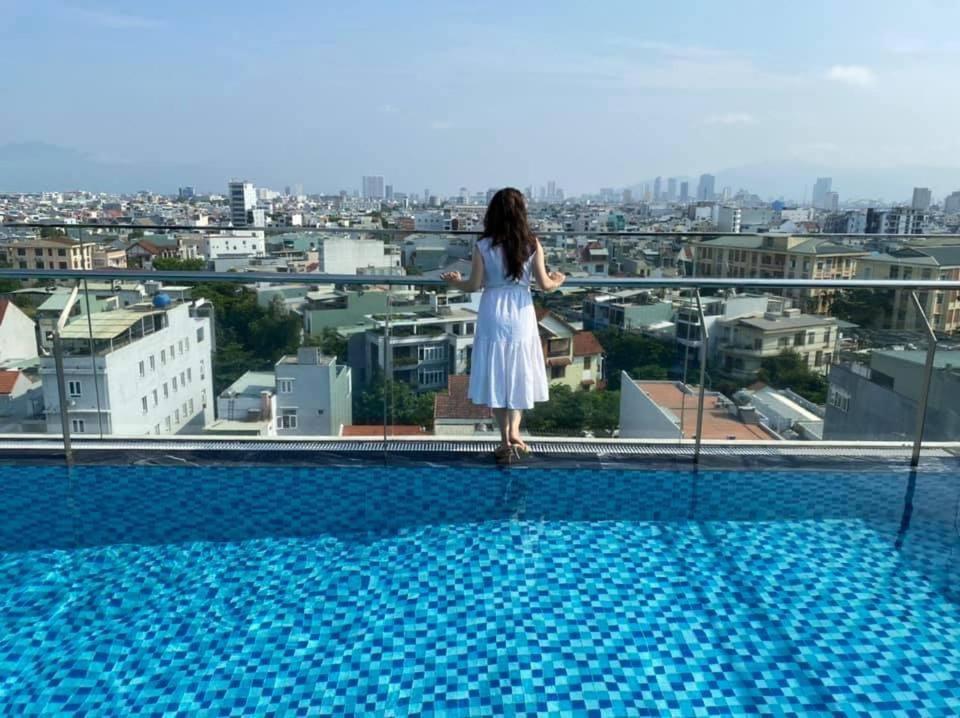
[483,187,535,281]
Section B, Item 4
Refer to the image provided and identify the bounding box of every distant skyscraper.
[423,189,430,205]
[178,186,195,200]
[667,178,677,201]
[362,176,385,199]
[944,190,960,215]
[696,174,715,201]
[679,181,690,203]
[912,187,932,211]
[486,188,497,203]
[294,183,304,198]
[653,176,662,202]
[284,186,291,197]
[812,177,832,209]
[228,181,256,227]
[622,189,632,204]
[547,180,557,202]
[525,186,533,200]
[825,192,840,211]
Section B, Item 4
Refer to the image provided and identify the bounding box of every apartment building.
[537,309,604,391]
[39,298,214,436]
[715,308,839,380]
[0,299,39,364]
[2,236,94,270]
[692,234,867,313]
[856,247,960,334]
[582,291,674,332]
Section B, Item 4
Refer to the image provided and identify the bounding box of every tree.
[0,260,20,295]
[524,384,621,436]
[758,350,828,404]
[304,328,348,359]
[39,227,67,238]
[129,229,145,240]
[353,374,435,428]
[596,329,675,389]
[829,288,895,329]
[152,256,206,271]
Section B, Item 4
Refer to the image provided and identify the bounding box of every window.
[71,419,85,433]
[170,345,175,359]
[823,329,831,345]
[815,351,823,367]
[178,340,184,355]
[57,248,66,257]
[807,331,816,344]
[154,424,161,435]
[778,337,790,348]
[164,416,172,431]
[201,388,207,407]
[182,402,188,418]
[175,409,180,424]
[149,355,156,371]
[58,262,67,269]
[172,377,178,391]
[277,408,298,429]
[187,368,192,382]
[793,332,805,347]
[200,360,205,380]
[152,389,158,407]
[68,381,82,398]
[163,383,169,399]
[197,327,205,343]
[278,379,294,393]
[419,345,446,362]
[161,349,167,365]
[141,396,148,414]
[180,372,186,387]
[184,337,190,352]
[189,399,195,414]
[828,387,850,413]
[551,365,567,379]
[139,361,145,378]
[418,369,445,386]
[583,357,592,370]
[753,338,762,351]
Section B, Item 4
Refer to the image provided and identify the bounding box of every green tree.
[354,374,435,428]
[0,260,21,295]
[304,328,348,359]
[829,288,895,328]
[758,350,828,404]
[129,229,145,240]
[213,341,259,395]
[39,227,67,238]
[596,329,674,390]
[153,256,206,271]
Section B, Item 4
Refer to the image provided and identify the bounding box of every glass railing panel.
[922,325,959,446]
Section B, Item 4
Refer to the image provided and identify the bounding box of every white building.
[414,211,454,232]
[316,237,391,275]
[40,299,215,436]
[0,369,44,433]
[275,347,352,436]
[202,230,266,261]
[229,181,257,227]
[0,299,39,365]
[210,371,277,437]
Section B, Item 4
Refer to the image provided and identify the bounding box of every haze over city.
[2,0,960,200]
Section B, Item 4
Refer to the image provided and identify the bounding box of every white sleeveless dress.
[468,237,549,409]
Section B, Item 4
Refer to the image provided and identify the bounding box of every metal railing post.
[693,290,708,465]
[909,291,938,468]
[53,282,82,466]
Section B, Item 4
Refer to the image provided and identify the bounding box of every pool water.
[0,463,958,715]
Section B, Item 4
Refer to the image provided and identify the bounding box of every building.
[362,176,385,200]
[812,177,832,210]
[0,369,44,434]
[667,178,677,202]
[715,308,839,380]
[865,208,928,235]
[911,187,932,211]
[578,242,610,275]
[0,299,39,365]
[733,385,824,440]
[178,186,195,200]
[228,181,256,228]
[824,350,960,440]
[537,309,604,392]
[39,298,215,436]
[692,234,867,313]
[433,374,495,436]
[1,236,94,270]
[274,347,352,436]
[653,177,662,202]
[311,237,390,275]
[385,184,394,201]
[582,291,674,332]
[675,293,779,361]
[202,231,266,265]
[210,371,277,436]
[823,211,867,234]
[696,174,715,202]
[619,377,777,440]
[943,191,960,215]
[715,206,742,233]
[679,181,689,203]
[856,247,960,333]
[824,192,839,212]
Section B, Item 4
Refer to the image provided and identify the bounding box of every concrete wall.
[618,374,682,439]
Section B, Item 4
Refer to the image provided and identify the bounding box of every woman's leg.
[507,410,528,450]
[492,408,509,450]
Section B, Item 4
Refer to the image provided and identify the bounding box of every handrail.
[2,267,960,291]
[909,292,939,468]
[5,221,960,240]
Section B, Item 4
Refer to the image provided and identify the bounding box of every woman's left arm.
[441,248,484,292]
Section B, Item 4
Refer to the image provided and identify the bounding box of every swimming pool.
[1,461,958,715]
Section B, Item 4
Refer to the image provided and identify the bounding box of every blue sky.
[3,1,960,196]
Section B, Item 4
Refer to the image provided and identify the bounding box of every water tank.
[152,293,172,308]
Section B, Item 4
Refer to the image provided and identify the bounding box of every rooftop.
[434,375,492,421]
[220,371,276,399]
[59,306,165,340]
[342,425,428,436]
[733,314,836,332]
[634,381,776,441]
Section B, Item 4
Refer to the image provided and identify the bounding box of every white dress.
[468,237,550,409]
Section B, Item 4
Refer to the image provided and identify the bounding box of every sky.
[3,0,960,198]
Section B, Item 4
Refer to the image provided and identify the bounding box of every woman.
[442,187,565,460]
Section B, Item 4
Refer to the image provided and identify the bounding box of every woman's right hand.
[548,271,566,288]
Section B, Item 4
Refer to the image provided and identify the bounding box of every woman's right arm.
[532,239,566,291]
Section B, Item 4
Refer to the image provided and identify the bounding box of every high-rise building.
[293,183,304,198]
[653,176,662,202]
[667,178,677,202]
[362,176,385,200]
[385,184,394,201]
[547,180,557,202]
[178,186,195,200]
[228,181,256,227]
[812,177,832,209]
[824,192,839,212]
[680,181,690,203]
[912,187,932,211]
[696,174,715,202]
[944,190,960,215]
[622,189,632,204]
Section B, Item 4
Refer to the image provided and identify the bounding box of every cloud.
[66,8,163,29]
[826,65,876,87]
[705,112,757,126]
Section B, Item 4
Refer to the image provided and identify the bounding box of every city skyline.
[3,1,960,198]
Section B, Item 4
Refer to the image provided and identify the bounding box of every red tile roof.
[342,425,427,436]
[0,370,22,395]
[572,331,603,357]
[434,375,492,420]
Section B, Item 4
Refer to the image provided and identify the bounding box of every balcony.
[1,224,960,716]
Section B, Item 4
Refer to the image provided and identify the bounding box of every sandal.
[494,445,515,462]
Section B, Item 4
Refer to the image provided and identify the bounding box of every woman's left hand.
[440,271,462,285]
